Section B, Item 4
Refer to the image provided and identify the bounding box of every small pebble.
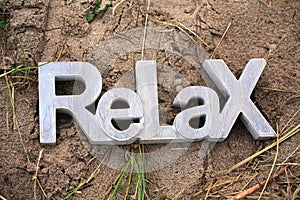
[176,85,183,93]
[174,79,182,85]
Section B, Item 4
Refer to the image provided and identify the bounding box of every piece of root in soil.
[105,160,131,199]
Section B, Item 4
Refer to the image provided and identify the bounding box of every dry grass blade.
[106,145,147,200]
[210,177,242,191]
[124,154,134,200]
[177,22,210,48]
[281,144,300,165]
[133,145,147,200]
[240,172,259,191]
[227,165,289,200]
[112,0,125,16]
[0,65,22,78]
[194,177,243,197]
[4,74,30,163]
[150,19,210,48]
[210,22,231,59]
[32,148,45,200]
[204,181,214,200]
[173,188,186,200]
[141,0,151,60]
[281,109,299,134]
[222,124,300,175]
[37,179,47,198]
[278,92,300,110]
[55,38,67,62]
[63,155,106,200]
[0,194,7,200]
[9,79,16,130]
[259,87,300,94]
[150,19,197,43]
[258,124,279,200]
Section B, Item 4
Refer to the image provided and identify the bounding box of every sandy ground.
[0,0,299,199]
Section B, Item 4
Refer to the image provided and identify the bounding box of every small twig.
[105,164,127,198]
[33,148,44,200]
[227,165,289,200]
[210,22,231,59]
[107,160,131,199]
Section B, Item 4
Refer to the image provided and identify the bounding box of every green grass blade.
[108,159,131,200]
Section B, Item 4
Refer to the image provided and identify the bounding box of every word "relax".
[39,59,275,145]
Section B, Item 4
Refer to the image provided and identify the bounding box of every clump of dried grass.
[199,109,300,199]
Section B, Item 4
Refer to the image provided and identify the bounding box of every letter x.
[203,59,275,140]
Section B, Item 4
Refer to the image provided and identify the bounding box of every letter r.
[39,62,104,144]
